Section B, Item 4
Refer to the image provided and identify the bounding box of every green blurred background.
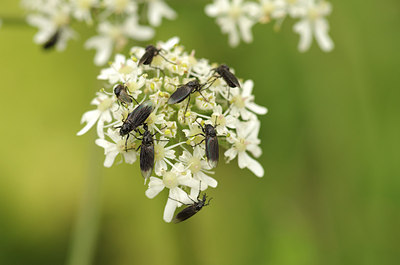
[1,0,400,264]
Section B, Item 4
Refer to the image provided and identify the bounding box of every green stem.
[66,146,103,265]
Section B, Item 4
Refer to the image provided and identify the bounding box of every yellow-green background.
[1,0,399,264]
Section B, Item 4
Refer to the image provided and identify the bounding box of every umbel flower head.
[22,0,176,65]
[77,37,267,222]
[205,0,334,52]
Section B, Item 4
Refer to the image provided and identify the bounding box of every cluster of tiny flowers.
[77,37,267,222]
[22,0,176,65]
[205,0,334,52]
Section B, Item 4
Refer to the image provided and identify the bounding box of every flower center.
[116,139,135,152]
[77,0,93,9]
[53,12,69,26]
[163,172,178,189]
[97,97,113,111]
[234,138,248,152]
[115,0,129,12]
[119,64,134,75]
[262,2,275,14]
[232,95,245,109]
[188,156,202,174]
[154,144,165,161]
[308,7,320,20]
[229,5,242,20]
[216,114,226,127]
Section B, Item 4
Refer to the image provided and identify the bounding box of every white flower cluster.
[77,37,267,222]
[205,0,334,52]
[22,0,176,65]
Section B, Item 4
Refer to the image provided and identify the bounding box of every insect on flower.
[210,64,241,98]
[43,29,61,50]
[134,123,167,180]
[192,119,219,168]
[138,44,175,66]
[117,100,154,149]
[168,79,209,119]
[114,84,138,106]
[170,184,212,223]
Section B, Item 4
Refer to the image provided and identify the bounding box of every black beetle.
[209,64,241,98]
[213,64,241,88]
[118,100,154,149]
[114,84,138,106]
[134,124,156,180]
[192,120,219,168]
[43,29,61,50]
[170,184,212,223]
[168,79,208,119]
[138,45,161,66]
[138,45,175,67]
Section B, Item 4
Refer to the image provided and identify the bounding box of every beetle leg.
[183,94,191,122]
[205,197,213,206]
[192,138,205,147]
[198,90,208,102]
[124,134,130,151]
[129,95,139,104]
[189,133,205,138]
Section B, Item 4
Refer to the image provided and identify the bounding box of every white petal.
[77,110,100,136]
[205,3,220,17]
[224,148,237,161]
[104,151,119,167]
[163,197,178,223]
[238,152,264,177]
[246,102,268,115]
[95,138,113,150]
[242,80,254,97]
[294,19,312,52]
[314,18,334,52]
[196,171,218,188]
[123,151,137,164]
[145,177,165,198]
[247,144,262,158]
[161,37,180,50]
[124,18,155,40]
[85,36,113,66]
[148,1,176,27]
[238,17,254,43]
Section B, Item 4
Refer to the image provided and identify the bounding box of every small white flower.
[153,140,182,176]
[98,54,142,84]
[179,147,218,190]
[205,0,259,47]
[211,105,236,135]
[95,128,137,167]
[77,92,115,138]
[85,18,154,65]
[225,119,264,177]
[70,0,99,24]
[293,0,334,52]
[145,163,198,222]
[103,0,137,15]
[228,80,268,120]
[26,3,75,51]
[147,0,177,27]
[257,0,287,23]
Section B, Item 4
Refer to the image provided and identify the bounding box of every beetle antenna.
[168,196,191,206]
[159,53,177,65]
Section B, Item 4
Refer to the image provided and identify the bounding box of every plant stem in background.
[66,146,103,265]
